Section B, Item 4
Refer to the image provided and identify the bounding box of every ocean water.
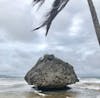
[0,76,100,98]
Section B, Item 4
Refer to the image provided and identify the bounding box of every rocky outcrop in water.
[24,54,79,90]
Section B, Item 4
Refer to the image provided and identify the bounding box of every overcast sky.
[0,0,100,77]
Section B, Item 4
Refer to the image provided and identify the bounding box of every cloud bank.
[0,0,100,77]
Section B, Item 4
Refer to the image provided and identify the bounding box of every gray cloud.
[0,0,100,77]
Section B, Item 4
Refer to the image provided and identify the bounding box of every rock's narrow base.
[33,86,71,91]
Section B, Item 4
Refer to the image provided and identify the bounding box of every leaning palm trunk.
[87,0,100,45]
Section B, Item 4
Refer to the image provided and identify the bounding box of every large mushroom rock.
[24,54,79,90]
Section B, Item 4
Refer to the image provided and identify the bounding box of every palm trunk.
[87,0,100,45]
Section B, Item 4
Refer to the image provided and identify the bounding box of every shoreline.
[0,77,100,98]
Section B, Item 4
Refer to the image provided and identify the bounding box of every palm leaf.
[33,0,45,6]
[33,0,70,36]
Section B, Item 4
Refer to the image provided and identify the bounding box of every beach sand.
[0,77,100,98]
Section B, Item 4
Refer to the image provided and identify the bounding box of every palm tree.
[87,0,100,44]
[33,0,100,45]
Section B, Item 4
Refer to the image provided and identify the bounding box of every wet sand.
[0,88,100,98]
[0,77,100,98]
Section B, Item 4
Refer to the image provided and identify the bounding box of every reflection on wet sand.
[23,88,100,98]
[0,87,100,98]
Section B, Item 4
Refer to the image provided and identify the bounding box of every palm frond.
[33,0,45,6]
[33,0,70,36]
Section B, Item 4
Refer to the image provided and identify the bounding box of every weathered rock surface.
[24,54,79,89]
